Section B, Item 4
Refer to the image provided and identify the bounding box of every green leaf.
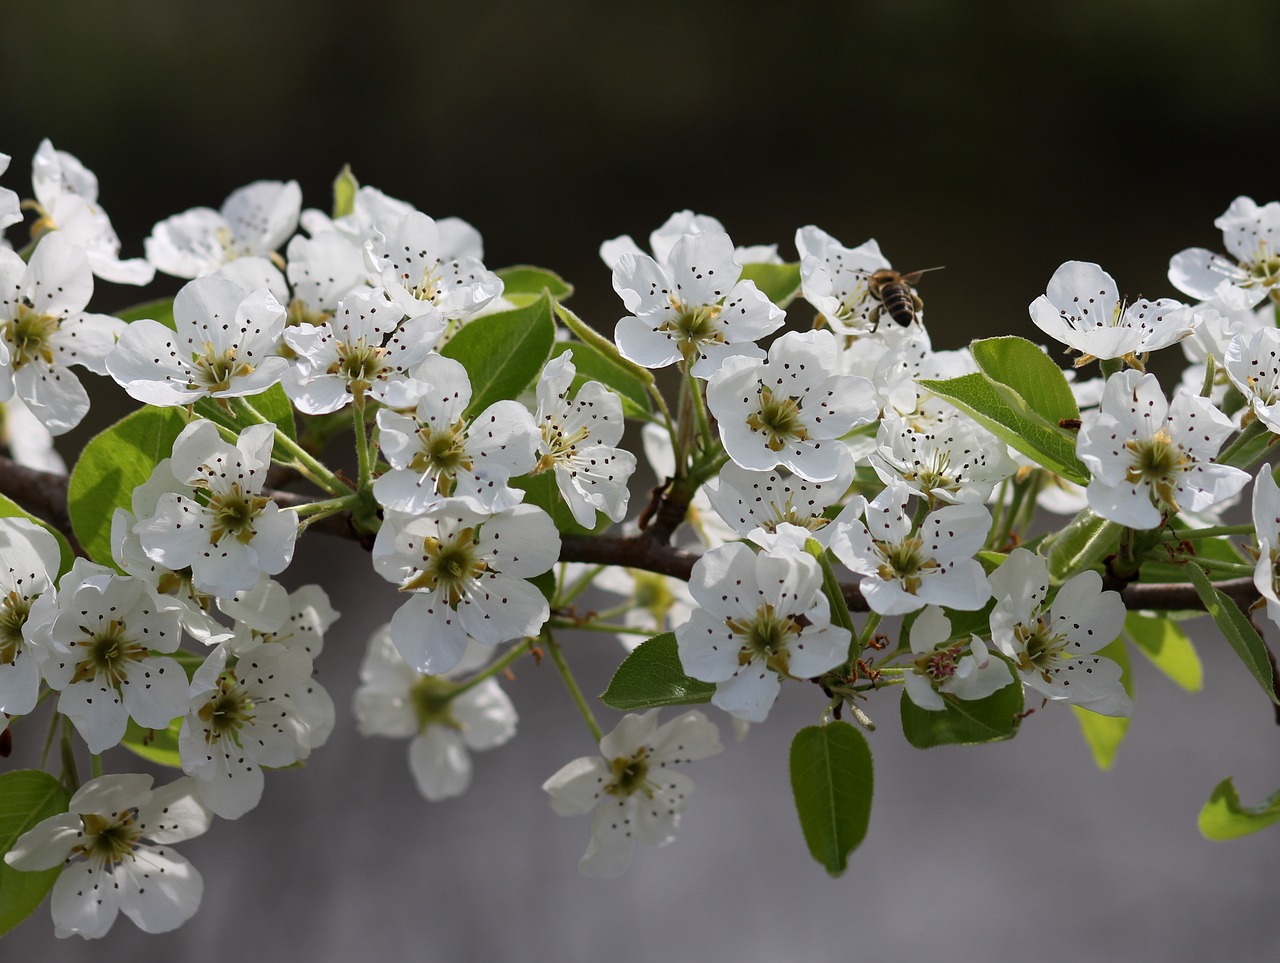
[121,717,184,768]
[0,770,70,936]
[789,722,873,877]
[1124,612,1202,691]
[115,297,175,330]
[67,406,189,568]
[194,383,297,447]
[332,164,358,219]
[551,342,651,421]
[495,265,574,306]
[1044,509,1122,584]
[552,300,656,396]
[1199,778,1280,840]
[740,262,802,307]
[0,493,75,578]
[900,676,1024,748]
[1070,637,1132,770]
[919,373,1089,485]
[970,336,1079,425]
[441,293,556,417]
[600,632,715,711]
[1186,563,1279,704]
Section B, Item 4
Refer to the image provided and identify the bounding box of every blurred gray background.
[4,0,1280,959]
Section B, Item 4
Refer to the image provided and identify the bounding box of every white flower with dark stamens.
[1029,260,1199,363]
[220,582,339,659]
[354,626,518,802]
[988,548,1131,716]
[869,412,1016,505]
[40,561,187,753]
[282,287,441,414]
[0,232,125,435]
[5,774,211,939]
[902,605,1013,711]
[302,185,485,261]
[107,276,288,407]
[0,152,19,230]
[1250,465,1280,630]
[1077,370,1248,530]
[375,355,538,514]
[283,230,368,326]
[134,421,298,599]
[795,225,896,337]
[830,481,992,616]
[703,460,855,550]
[542,709,722,879]
[534,351,637,528]
[365,211,502,322]
[676,542,850,722]
[1223,326,1280,433]
[179,641,333,819]
[1170,197,1280,311]
[612,230,784,379]
[145,180,301,279]
[707,329,877,483]
[0,517,61,716]
[372,502,559,675]
[29,140,154,285]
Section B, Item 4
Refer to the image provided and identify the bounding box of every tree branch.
[0,455,1258,614]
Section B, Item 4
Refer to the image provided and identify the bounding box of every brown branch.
[0,455,1259,615]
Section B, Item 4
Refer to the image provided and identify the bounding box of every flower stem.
[1160,524,1256,541]
[231,397,352,496]
[548,618,653,636]
[352,400,373,491]
[806,538,859,660]
[687,374,716,457]
[543,628,603,744]
[449,639,532,700]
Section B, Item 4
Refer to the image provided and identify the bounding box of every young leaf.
[0,493,75,578]
[550,342,651,421]
[1186,563,1279,704]
[1070,637,1132,770]
[970,336,1079,425]
[441,293,556,418]
[900,676,1024,748]
[789,722,873,877]
[740,262,802,307]
[919,373,1089,484]
[600,632,714,711]
[1199,778,1280,840]
[495,265,574,306]
[0,770,70,937]
[1124,612,1202,692]
[332,164,358,219]
[66,406,189,568]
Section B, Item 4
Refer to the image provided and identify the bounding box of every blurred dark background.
[5,1,1280,960]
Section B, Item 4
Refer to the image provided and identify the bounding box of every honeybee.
[864,267,943,331]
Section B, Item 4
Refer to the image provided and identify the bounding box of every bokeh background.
[5,1,1280,960]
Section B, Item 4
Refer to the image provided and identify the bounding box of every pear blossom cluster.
[2,139,1280,939]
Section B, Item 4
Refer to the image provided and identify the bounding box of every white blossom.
[795,225,900,337]
[146,179,301,278]
[0,232,125,434]
[134,421,298,598]
[612,230,784,379]
[703,460,855,549]
[600,210,780,270]
[542,710,722,878]
[354,626,517,802]
[988,548,1131,716]
[829,481,992,616]
[372,502,559,675]
[1251,465,1280,629]
[0,152,19,230]
[5,774,211,938]
[1076,370,1248,529]
[902,605,1013,711]
[107,276,288,407]
[707,329,877,482]
[534,352,636,528]
[1223,326,1280,433]
[0,517,61,715]
[1029,260,1198,362]
[868,412,1016,504]
[1169,196,1280,311]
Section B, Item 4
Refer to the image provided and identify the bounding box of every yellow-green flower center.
[661,297,724,361]
[876,536,937,595]
[1124,429,1189,513]
[726,602,801,676]
[75,811,142,867]
[190,344,254,394]
[0,590,31,664]
[3,301,60,370]
[401,529,488,605]
[746,387,809,453]
[409,421,473,494]
[410,675,461,732]
[1014,616,1067,683]
[208,484,270,546]
[70,619,150,688]
[605,746,653,798]
[198,669,255,743]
